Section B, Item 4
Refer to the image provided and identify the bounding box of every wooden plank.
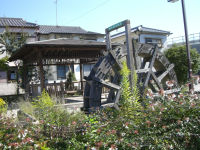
[136,68,150,73]
[94,77,121,90]
[142,46,158,93]
[158,64,174,82]
[151,72,163,89]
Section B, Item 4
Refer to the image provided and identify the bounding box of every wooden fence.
[29,81,84,98]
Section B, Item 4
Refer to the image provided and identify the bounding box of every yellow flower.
[0,98,6,105]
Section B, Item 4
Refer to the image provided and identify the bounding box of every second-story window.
[145,38,162,47]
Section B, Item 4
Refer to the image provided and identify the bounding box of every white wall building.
[111,25,171,51]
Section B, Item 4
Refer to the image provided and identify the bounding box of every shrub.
[164,45,200,84]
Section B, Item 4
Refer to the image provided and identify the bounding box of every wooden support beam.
[23,60,30,99]
[151,71,163,89]
[142,46,158,93]
[80,60,83,91]
[158,64,174,82]
[38,51,45,93]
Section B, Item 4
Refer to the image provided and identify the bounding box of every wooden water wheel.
[83,20,178,112]
[83,43,178,111]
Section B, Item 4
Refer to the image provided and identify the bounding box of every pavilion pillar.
[23,60,29,99]
[38,51,45,93]
[80,59,83,91]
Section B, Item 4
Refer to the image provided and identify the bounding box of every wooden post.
[60,81,64,104]
[23,61,29,99]
[80,60,83,92]
[125,20,135,89]
[38,51,45,93]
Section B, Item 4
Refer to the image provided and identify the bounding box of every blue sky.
[0,0,199,38]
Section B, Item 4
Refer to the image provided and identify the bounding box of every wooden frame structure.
[9,38,109,96]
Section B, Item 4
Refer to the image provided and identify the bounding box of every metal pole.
[181,0,193,90]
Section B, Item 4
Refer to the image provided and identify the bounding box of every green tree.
[0,56,9,70]
[0,27,27,95]
[0,28,26,55]
[164,45,200,84]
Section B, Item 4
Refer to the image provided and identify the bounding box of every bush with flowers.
[0,62,200,149]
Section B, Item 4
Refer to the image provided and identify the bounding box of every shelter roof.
[9,38,113,63]
[25,38,107,47]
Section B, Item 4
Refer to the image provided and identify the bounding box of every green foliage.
[32,90,54,109]
[164,45,200,84]
[65,71,76,90]
[1,66,200,149]
[0,98,7,113]
[120,61,142,119]
[0,56,9,70]
[0,27,27,55]
[1,88,200,149]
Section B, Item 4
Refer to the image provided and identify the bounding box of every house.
[0,18,39,95]
[0,17,104,95]
[111,25,171,50]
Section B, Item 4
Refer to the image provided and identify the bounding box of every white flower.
[172,94,176,98]
[121,133,126,137]
[109,148,118,150]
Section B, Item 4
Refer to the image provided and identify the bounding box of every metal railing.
[167,32,200,45]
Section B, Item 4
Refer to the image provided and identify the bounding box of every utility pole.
[168,0,193,90]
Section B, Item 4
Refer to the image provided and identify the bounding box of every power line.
[66,0,112,25]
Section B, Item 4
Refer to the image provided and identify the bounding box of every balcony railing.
[167,32,200,45]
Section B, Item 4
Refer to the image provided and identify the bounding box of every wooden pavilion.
[9,38,108,97]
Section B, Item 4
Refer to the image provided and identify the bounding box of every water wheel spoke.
[143,46,158,90]
[94,77,121,90]
[151,72,163,89]
[107,74,120,103]
[158,64,174,82]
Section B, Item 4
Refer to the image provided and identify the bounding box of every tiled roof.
[111,25,171,38]
[38,25,103,35]
[139,26,171,34]
[0,17,37,28]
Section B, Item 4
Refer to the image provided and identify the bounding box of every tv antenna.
[55,0,58,26]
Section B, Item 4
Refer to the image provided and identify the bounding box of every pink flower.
[125,122,129,126]
[166,80,174,88]
[134,130,139,134]
[109,144,117,150]
[111,129,116,134]
[159,89,165,96]
[8,142,19,147]
[146,120,151,127]
[177,120,182,125]
[26,117,30,122]
[95,141,103,148]
[72,121,77,125]
[190,103,196,107]
[97,128,101,134]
